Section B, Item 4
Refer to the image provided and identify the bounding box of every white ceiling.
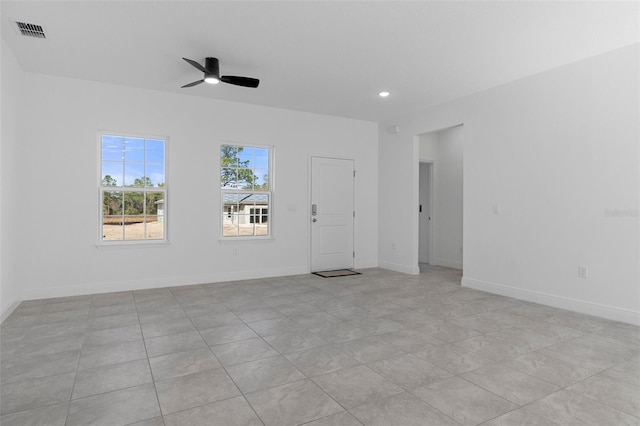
[2,1,638,122]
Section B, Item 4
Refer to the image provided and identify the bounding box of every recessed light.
[378,91,390,98]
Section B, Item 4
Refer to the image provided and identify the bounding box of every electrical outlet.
[578,266,588,279]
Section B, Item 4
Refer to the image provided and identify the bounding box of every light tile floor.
[1,266,638,425]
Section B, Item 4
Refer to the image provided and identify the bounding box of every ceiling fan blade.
[221,75,260,88]
[181,79,204,88]
[182,57,206,73]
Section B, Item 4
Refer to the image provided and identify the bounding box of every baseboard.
[462,277,640,326]
[22,266,309,301]
[378,261,420,275]
[433,257,463,270]
[354,259,378,270]
[1,299,21,323]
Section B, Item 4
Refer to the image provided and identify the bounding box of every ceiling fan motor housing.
[205,57,219,78]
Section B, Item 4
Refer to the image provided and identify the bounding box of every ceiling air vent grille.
[14,21,46,39]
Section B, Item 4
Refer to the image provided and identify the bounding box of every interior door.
[311,157,355,272]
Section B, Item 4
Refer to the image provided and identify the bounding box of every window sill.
[95,241,171,250]
[218,237,274,244]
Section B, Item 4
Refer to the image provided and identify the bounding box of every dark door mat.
[312,269,361,278]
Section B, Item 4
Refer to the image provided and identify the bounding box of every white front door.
[310,157,354,272]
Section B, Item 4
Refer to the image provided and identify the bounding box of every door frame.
[413,123,464,273]
[308,155,355,273]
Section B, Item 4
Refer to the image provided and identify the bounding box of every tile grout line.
[178,287,267,426]
[134,291,165,425]
[64,297,93,426]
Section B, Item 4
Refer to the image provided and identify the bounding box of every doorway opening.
[419,161,434,270]
[415,125,464,275]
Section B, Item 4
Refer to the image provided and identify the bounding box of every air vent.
[14,21,46,39]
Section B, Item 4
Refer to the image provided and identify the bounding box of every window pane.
[238,146,254,169]
[124,137,145,162]
[223,217,239,237]
[237,168,255,189]
[102,191,123,241]
[102,135,123,161]
[103,191,123,217]
[146,139,165,163]
[255,193,269,206]
[237,215,254,236]
[223,202,236,215]
[255,221,268,235]
[145,164,165,187]
[124,164,145,186]
[124,216,145,240]
[123,190,144,240]
[254,168,269,190]
[254,148,269,168]
[144,216,164,240]
[101,162,123,187]
[124,192,144,216]
[221,145,239,169]
[221,168,237,188]
[146,192,164,217]
[102,222,124,241]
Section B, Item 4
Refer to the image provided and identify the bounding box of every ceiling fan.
[181,57,259,88]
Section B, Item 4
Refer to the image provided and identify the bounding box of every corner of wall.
[378,261,420,275]
[1,301,21,323]
[1,39,25,319]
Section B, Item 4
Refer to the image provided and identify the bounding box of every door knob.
[312,218,318,222]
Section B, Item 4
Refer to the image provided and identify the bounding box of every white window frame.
[98,131,168,245]
[220,143,273,240]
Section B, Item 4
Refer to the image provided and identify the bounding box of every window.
[100,133,167,242]
[220,144,271,238]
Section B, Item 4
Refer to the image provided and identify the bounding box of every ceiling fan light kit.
[203,57,219,84]
[181,57,259,89]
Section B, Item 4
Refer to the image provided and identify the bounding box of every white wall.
[12,73,378,300]
[419,132,438,160]
[1,40,23,320]
[380,44,640,325]
[418,126,464,269]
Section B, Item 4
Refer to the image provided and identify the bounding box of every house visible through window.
[249,207,268,224]
[221,144,271,237]
[100,133,167,242]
